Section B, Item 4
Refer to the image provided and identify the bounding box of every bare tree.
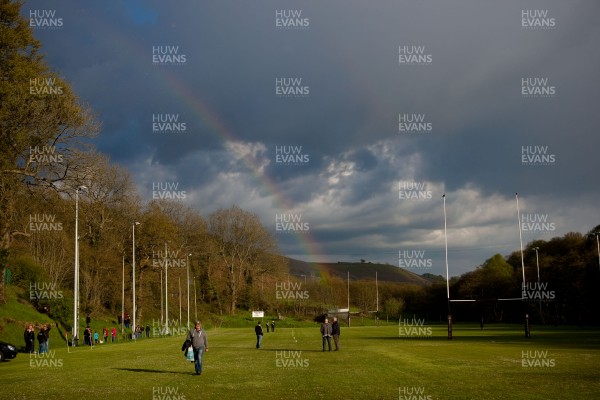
[208,206,283,314]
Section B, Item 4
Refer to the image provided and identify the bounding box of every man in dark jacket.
[37,327,47,354]
[331,317,341,351]
[320,318,332,352]
[255,321,264,348]
[186,321,208,375]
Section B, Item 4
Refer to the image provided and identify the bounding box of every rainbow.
[98,27,327,264]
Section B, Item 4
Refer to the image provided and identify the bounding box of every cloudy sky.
[23,0,600,276]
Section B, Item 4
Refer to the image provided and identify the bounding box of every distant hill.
[286,258,431,287]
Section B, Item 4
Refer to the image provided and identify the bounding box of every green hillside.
[287,258,431,286]
[0,285,66,350]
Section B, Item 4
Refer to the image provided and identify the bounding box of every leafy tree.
[383,297,404,320]
[0,0,99,250]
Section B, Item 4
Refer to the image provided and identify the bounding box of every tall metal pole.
[347,270,350,310]
[533,247,540,283]
[347,270,350,328]
[193,275,197,320]
[121,255,125,335]
[443,194,452,339]
[187,253,191,328]
[164,242,169,334]
[375,271,379,313]
[178,276,182,325]
[517,193,530,337]
[443,194,450,300]
[160,269,163,324]
[533,246,543,323]
[596,233,600,272]
[516,193,526,289]
[132,222,139,339]
[73,185,86,345]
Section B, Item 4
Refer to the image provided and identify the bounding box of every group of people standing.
[23,323,51,354]
[252,317,341,351]
[133,324,150,338]
[254,320,276,349]
[320,317,341,351]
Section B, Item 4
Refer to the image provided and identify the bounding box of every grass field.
[0,324,599,400]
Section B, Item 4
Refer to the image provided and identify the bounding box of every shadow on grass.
[365,333,600,349]
[112,367,193,375]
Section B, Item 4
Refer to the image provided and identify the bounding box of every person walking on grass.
[321,318,332,352]
[255,321,264,349]
[186,321,208,375]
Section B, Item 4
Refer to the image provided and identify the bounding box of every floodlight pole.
[73,185,86,346]
[132,221,140,340]
[193,275,197,321]
[187,253,191,329]
[121,256,125,335]
[164,242,169,334]
[375,271,379,313]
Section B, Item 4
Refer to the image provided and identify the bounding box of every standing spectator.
[24,324,35,353]
[146,324,150,338]
[111,327,117,342]
[37,326,47,354]
[83,327,90,346]
[255,321,264,349]
[271,321,275,332]
[103,327,108,343]
[42,324,51,352]
[331,317,341,351]
[93,331,99,344]
[266,321,269,333]
[186,321,208,375]
[320,318,332,352]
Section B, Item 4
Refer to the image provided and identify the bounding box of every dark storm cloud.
[23,0,600,274]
